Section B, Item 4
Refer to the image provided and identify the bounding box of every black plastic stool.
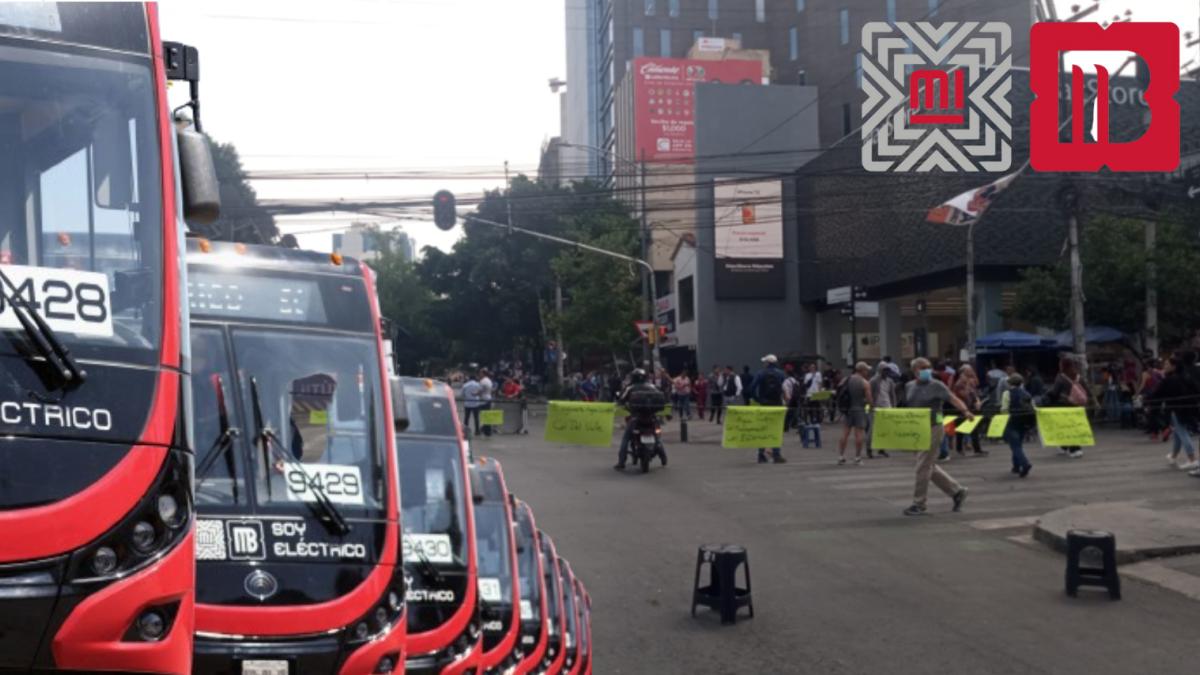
[691,544,754,624]
[1065,529,1120,600]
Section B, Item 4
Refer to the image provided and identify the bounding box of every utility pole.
[1145,219,1158,357]
[966,222,976,362]
[639,151,652,371]
[1061,183,1087,368]
[555,279,565,384]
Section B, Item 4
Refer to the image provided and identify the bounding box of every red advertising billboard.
[633,57,762,162]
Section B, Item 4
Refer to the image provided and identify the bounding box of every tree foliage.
[386,176,643,371]
[195,138,277,243]
[367,228,440,373]
[1010,213,1200,346]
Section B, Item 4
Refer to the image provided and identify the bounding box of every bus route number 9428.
[0,265,113,338]
[284,464,365,506]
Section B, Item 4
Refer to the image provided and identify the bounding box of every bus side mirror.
[390,379,410,432]
[176,126,221,224]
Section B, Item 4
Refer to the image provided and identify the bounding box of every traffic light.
[433,190,457,230]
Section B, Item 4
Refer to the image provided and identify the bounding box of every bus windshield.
[475,502,514,608]
[541,539,561,638]
[515,507,542,624]
[0,40,162,365]
[399,439,468,567]
[560,564,578,650]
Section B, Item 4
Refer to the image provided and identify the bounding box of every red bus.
[572,581,590,675]
[507,499,548,675]
[556,560,581,675]
[0,3,218,672]
[396,377,483,674]
[471,458,521,673]
[534,533,566,675]
[187,241,406,674]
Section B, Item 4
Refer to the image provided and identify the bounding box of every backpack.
[757,370,783,404]
[835,382,852,412]
[1068,381,1088,406]
[1008,387,1034,429]
[723,376,739,397]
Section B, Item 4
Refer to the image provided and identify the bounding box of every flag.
[925,171,1020,226]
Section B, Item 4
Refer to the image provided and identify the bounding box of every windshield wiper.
[0,266,86,386]
[409,547,445,584]
[195,374,240,491]
[248,375,351,535]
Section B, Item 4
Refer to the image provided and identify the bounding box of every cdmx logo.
[861,20,1180,173]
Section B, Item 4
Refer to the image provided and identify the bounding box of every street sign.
[827,286,851,304]
[852,286,869,300]
[854,301,880,318]
[633,320,654,339]
[839,306,854,316]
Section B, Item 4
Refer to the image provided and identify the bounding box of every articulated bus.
[0,3,218,672]
[534,533,566,675]
[507,499,547,675]
[556,560,580,675]
[395,376,483,674]
[471,458,520,674]
[186,240,407,674]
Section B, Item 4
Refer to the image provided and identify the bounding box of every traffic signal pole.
[463,213,660,375]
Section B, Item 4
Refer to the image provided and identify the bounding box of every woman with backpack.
[1001,374,1034,477]
[1145,356,1199,471]
[1045,357,1088,458]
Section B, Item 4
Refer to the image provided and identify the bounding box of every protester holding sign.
[1043,357,1087,458]
[902,357,975,517]
[1000,374,1034,478]
[748,355,789,464]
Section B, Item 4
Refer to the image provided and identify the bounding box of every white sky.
[157,0,1199,256]
[158,0,566,255]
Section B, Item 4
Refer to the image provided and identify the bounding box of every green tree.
[368,228,439,374]
[195,138,277,243]
[1011,213,1200,346]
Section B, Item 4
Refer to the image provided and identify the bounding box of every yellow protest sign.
[308,409,328,425]
[545,402,616,447]
[871,408,932,451]
[480,409,504,426]
[809,391,832,401]
[986,414,1010,438]
[721,406,786,449]
[1037,407,1095,447]
[954,416,982,435]
[943,416,959,431]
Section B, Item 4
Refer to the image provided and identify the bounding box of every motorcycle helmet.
[630,369,647,385]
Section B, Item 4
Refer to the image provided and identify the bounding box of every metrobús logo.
[1029,21,1179,172]
[860,21,1012,172]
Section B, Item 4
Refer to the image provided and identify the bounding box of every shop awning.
[975,331,1058,350]
[1054,326,1126,347]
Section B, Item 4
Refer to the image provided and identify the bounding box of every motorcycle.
[627,412,665,473]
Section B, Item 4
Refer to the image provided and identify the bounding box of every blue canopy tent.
[975,331,1058,351]
[1054,326,1126,348]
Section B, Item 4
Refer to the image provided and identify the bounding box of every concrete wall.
[672,242,697,348]
[692,82,819,371]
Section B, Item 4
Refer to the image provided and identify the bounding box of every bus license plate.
[242,660,289,675]
[640,434,656,444]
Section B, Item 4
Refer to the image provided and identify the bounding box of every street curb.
[1033,502,1200,565]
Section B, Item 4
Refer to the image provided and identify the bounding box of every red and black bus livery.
[471,458,520,673]
[0,3,217,672]
[555,560,581,675]
[187,241,406,674]
[572,581,590,675]
[395,377,483,674]
[504,499,547,675]
[532,533,566,675]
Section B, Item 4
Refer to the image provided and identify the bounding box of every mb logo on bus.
[227,521,266,560]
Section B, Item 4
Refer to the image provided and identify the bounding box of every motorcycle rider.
[614,369,667,470]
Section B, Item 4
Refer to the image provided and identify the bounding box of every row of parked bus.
[0,4,589,674]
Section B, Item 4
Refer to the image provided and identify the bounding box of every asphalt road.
[476,415,1200,674]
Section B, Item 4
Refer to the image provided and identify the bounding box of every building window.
[732,31,742,45]
[788,26,798,60]
[887,0,896,23]
[928,0,940,16]
[708,0,718,21]
[660,28,671,56]
[633,27,644,57]
[678,276,695,323]
[755,0,765,22]
[839,9,849,45]
[842,102,852,135]
[644,0,655,16]
[796,0,805,10]
[669,0,679,17]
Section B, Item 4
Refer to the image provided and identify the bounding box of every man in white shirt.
[461,374,483,437]
[803,363,824,424]
[477,368,495,437]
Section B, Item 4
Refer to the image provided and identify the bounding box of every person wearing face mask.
[902,357,976,516]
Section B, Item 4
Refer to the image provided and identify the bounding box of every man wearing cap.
[748,354,789,464]
[902,357,975,516]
